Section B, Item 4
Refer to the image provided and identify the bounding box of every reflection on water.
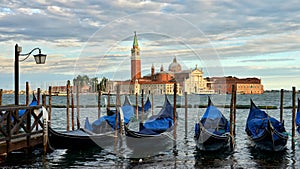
[194,149,234,168]
[1,92,300,168]
[249,147,289,168]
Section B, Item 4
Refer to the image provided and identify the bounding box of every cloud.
[222,65,300,77]
[240,58,295,63]
[0,0,300,89]
[47,6,73,17]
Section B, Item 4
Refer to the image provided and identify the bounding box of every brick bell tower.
[131,31,141,81]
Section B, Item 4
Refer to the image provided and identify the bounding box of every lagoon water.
[1,91,300,168]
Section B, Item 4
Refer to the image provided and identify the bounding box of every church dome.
[168,57,181,72]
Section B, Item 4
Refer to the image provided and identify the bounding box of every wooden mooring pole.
[26,81,29,106]
[116,85,121,107]
[151,91,154,116]
[233,85,237,136]
[173,83,177,144]
[184,92,188,137]
[116,85,121,134]
[42,94,48,154]
[0,89,2,123]
[141,89,144,122]
[98,90,101,119]
[6,109,12,154]
[66,80,70,131]
[292,86,296,148]
[135,92,138,120]
[173,83,177,126]
[42,94,46,108]
[229,85,236,148]
[76,85,80,129]
[230,85,234,137]
[48,86,52,124]
[0,89,2,119]
[25,82,31,153]
[107,91,110,115]
[37,88,41,105]
[25,82,30,153]
[0,89,2,106]
[148,90,152,116]
[36,88,40,130]
[71,90,75,131]
[280,89,284,123]
[114,87,119,136]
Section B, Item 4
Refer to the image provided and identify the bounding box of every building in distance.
[106,32,264,95]
[207,76,264,94]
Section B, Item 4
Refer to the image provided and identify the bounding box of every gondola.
[245,99,288,151]
[131,96,152,120]
[124,95,176,158]
[194,97,233,151]
[295,98,300,134]
[105,95,138,117]
[48,96,134,150]
[106,108,116,116]
[18,94,38,117]
[137,96,152,112]
[84,96,134,134]
[123,96,151,119]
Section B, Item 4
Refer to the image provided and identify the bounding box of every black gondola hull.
[195,127,231,151]
[245,99,288,151]
[48,127,115,150]
[124,126,174,158]
[247,128,288,151]
[194,97,233,152]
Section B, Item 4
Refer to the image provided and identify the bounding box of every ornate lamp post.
[15,44,47,105]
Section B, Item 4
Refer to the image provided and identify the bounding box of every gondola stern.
[207,96,214,106]
[297,97,300,113]
[250,98,256,109]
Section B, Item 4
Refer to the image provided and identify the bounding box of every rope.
[283,132,297,145]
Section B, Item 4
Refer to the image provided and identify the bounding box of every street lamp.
[15,44,47,105]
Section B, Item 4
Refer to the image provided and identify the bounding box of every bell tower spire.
[133,31,139,48]
[131,31,141,81]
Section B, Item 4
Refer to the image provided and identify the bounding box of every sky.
[0,0,299,90]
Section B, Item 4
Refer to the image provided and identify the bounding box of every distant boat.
[295,98,300,134]
[45,92,67,96]
[191,90,216,95]
[194,97,233,151]
[245,99,288,151]
[102,92,116,96]
[57,93,67,96]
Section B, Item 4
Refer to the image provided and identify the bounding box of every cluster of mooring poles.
[0,80,299,158]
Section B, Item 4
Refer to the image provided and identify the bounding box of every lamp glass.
[34,54,47,64]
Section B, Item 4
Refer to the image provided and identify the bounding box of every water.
[1,91,300,168]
